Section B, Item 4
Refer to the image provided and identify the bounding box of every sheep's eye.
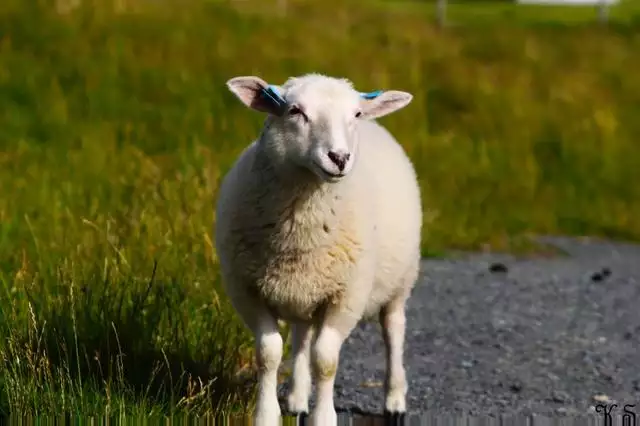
[289,106,308,122]
[355,111,362,118]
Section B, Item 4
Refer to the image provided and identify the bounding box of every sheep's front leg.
[249,308,284,426]
[311,307,363,426]
[379,293,409,415]
[287,322,314,414]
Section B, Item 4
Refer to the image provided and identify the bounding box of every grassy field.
[1,0,639,417]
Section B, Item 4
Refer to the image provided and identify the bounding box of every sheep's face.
[226,73,413,183]
[274,77,363,182]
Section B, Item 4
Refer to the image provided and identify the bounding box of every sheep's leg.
[379,291,410,415]
[254,313,284,425]
[287,322,314,414]
[235,300,283,426]
[310,307,363,426]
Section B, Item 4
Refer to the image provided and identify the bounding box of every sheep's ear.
[359,90,413,119]
[226,76,287,115]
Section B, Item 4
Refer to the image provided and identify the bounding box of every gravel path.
[278,236,640,420]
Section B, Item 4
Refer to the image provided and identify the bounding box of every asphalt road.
[278,236,640,421]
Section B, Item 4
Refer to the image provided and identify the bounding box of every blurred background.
[0,0,638,418]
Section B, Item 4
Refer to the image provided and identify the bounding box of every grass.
[1,0,639,417]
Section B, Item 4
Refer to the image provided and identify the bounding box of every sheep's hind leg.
[379,289,410,418]
[233,298,283,426]
[286,322,314,414]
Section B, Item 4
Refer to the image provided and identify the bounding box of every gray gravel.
[278,236,640,419]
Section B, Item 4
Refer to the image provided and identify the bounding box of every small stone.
[593,394,610,403]
[547,372,560,381]
[509,382,523,393]
[591,267,612,281]
[556,407,568,415]
[461,360,474,368]
[489,262,508,273]
[601,372,614,383]
[551,390,569,403]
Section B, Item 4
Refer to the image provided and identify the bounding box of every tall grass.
[1,0,639,416]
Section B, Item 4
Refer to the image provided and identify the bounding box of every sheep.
[214,72,422,426]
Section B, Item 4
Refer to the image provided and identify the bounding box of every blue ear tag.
[360,90,383,100]
[261,85,288,112]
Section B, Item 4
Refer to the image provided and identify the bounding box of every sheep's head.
[226,73,413,183]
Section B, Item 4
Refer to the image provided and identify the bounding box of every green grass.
[1,0,640,417]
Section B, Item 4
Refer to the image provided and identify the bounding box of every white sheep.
[214,73,422,426]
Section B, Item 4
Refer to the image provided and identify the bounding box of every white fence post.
[598,0,609,24]
[436,0,447,26]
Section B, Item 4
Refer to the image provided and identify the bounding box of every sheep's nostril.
[328,151,350,172]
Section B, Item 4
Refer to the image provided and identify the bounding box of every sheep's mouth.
[313,163,345,181]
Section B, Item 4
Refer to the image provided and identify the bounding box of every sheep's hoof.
[280,403,309,422]
[383,410,406,425]
[286,392,310,414]
[384,388,407,414]
[292,412,308,425]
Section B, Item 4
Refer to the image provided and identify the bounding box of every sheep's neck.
[250,150,340,252]
[243,151,354,321]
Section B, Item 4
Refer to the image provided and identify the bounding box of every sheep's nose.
[327,151,350,172]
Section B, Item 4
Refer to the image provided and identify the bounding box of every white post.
[436,0,447,27]
[597,0,608,24]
